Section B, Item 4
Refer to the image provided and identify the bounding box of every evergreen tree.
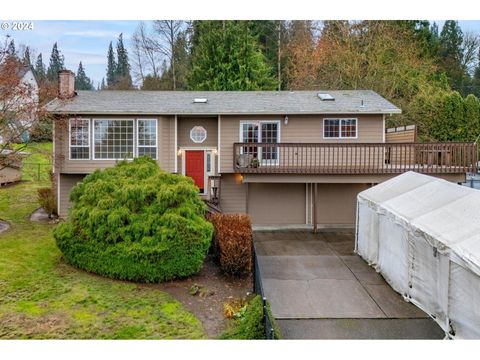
[100,78,106,90]
[7,39,16,57]
[34,53,46,82]
[46,42,65,82]
[439,21,466,93]
[75,61,93,90]
[188,21,276,90]
[114,33,132,89]
[106,42,117,88]
[22,46,31,66]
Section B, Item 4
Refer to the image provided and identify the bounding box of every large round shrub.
[53,157,213,282]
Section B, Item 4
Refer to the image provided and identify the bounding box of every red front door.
[185,150,205,192]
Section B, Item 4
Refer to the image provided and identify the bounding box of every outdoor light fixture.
[284,115,289,125]
[177,148,182,156]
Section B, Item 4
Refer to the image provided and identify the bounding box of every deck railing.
[233,142,477,175]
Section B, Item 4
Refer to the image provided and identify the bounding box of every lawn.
[0,143,206,339]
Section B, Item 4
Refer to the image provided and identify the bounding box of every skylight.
[317,93,335,101]
[193,98,208,103]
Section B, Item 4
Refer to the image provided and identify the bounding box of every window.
[93,119,134,159]
[137,119,157,159]
[240,121,280,164]
[69,118,90,159]
[190,126,207,143]
[323,118,357,139]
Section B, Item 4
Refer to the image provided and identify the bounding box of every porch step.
[204,201,221,215]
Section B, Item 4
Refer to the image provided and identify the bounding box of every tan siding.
[315,183,370,225]
[159,116,175,172]
[58,174,86,218]
[177,117,218,148]
[220,114,384,173]
[248,183,306,225]
[219,173,246,213]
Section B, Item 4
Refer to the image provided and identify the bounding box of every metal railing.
[253,242,278,340]
[234,142,477,175]
[22,162,53,181]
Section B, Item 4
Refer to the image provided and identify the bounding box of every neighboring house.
[0,149,27,185]
[0,64,39,144]
[46,70,477,226]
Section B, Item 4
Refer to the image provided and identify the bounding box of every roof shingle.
[45,90,401,115]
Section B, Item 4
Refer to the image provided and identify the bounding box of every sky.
[2,20,480,87]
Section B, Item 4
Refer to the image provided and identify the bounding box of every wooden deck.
[234,142,477,175]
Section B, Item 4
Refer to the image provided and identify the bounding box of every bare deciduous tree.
[152,20,185,90]
[462,32,480,75]
[131,22,164,87]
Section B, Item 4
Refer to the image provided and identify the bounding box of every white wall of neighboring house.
[0,67,39,144]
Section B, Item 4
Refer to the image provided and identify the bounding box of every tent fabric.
[356,171,480,339]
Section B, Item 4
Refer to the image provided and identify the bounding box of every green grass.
[12,142,53,183]
[0,143,206,339]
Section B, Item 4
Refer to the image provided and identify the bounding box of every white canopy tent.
[356,171,480,339]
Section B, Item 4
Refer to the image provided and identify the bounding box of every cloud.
[64,30,120,38]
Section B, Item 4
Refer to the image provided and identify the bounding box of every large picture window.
[93,119,134,160]
[240,121,280,165]
[323,118,357,139]
[137,119,157,159]
[69,118,90,159]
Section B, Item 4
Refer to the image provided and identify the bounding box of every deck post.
[313,183,317,233]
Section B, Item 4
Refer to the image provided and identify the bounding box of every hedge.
[209,213,252,277]
[53,157,213,282]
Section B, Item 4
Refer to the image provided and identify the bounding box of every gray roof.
[45,90,401,115]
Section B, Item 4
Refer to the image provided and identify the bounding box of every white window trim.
[136,118,158,160]
[92,118,135,160]
[68,118,91,161]
[239,120,281,166]
[190,125,208,144]
[322,118,358,139]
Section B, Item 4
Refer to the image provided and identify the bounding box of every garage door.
[316,183,369,225]
[248,183,306,225]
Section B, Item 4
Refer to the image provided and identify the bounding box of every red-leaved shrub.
[209,213,252,277]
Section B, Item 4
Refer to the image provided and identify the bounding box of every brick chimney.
[58,70,75,99]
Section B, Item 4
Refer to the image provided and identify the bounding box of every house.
[0,63,39,144]
[46,70,477,227]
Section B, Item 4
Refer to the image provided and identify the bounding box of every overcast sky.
[3,20,480,87]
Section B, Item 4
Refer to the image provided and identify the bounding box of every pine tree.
[106,42,116,88]
[23,46,31,66]
[75,61,93,90]
[7,39,16,57]
[188,21,276,90]
[114,33,132,89]
[34,53,46,82]
[46,42,65,82]
[100,78,106,90]
[439,21,466,93]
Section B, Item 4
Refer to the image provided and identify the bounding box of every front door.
[185,150,205,193]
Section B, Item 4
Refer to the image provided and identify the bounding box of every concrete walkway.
[254,230,444,339]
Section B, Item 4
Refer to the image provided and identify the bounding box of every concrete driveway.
[254,230,444,339]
